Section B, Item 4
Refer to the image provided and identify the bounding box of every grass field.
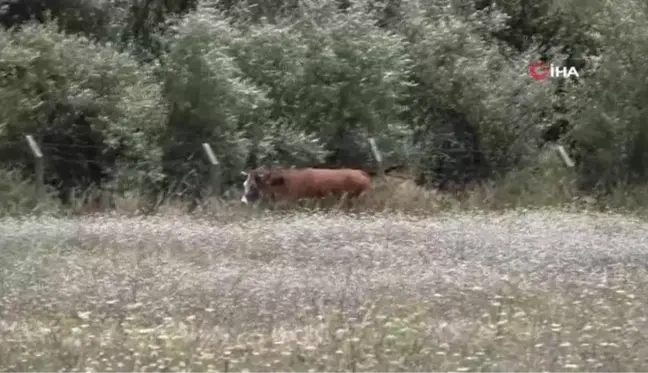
[2,208,648,371]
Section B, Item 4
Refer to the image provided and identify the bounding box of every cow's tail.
[363,164,407,177]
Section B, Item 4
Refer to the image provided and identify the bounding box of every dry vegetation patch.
[1,210,648,371]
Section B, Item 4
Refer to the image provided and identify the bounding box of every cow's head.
[240,166,285,204]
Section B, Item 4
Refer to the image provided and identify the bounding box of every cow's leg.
[347,192,353,208]
[342,191,361,210]
[347,188,369,209]
[335,192,348,210]
[259,190,276,209]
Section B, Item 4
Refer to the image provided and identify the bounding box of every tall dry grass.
[2,210,648,371]
[4,160,648,218]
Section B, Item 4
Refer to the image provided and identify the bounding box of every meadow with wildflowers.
[2,209,648,371]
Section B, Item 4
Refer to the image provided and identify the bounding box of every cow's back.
[275,168,371,199]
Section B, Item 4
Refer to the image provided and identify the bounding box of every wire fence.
[1,133,574,204]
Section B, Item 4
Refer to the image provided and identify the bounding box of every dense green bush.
[224,0,413,166]
[0,22,166,199]
[160,6,265,195]
[564,1,648,191]
[1,0,648,206]
[398,0,555,187]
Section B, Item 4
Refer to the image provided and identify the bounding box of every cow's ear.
[268,175,285,186]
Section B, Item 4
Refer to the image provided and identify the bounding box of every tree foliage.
[0,22,166,200]
[0,0,646,202]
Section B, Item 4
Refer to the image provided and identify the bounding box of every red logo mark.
[529,61,549,81]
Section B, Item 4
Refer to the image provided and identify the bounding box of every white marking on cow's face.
[243,176,252,193]
[241,173,254,204]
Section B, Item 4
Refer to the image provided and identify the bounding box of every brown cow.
[240,165,373,204]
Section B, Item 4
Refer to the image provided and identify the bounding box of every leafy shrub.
[564,1,648,191]
[226,0,413,166]
[0,22,166,199]
[399,0,555,187]
[160,5,268,196]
